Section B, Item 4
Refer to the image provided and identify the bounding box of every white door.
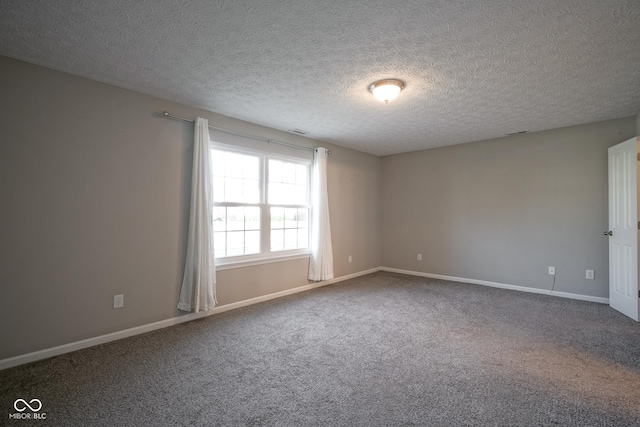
[607,137,639,321]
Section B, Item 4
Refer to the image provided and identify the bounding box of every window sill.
[216,252,311,271]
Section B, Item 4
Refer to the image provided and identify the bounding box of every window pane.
[295,185,307,205]
[227,231,244,256]
[269,182,284,205]
[270,205,308,251]
[283,162,296,183]
[271,207,284,229]
[214,232,226,257]
[213,207,226,231]
[213,177,225,202]
[296,164,307,185]
[297,208,308,228]
[212,150,225,176]
[271,229,284,251]
[269,159,282,182]
[284,229,297,250]
[243,179,260,204]
[245,230,260,254]
[211,149,261,204]
[225,152,244,178]
[213,205,262,258]
[243,156,259,180]
[227,206,244,231]
[267,159,309,207]
[284,183,296,201]
[298,229,308,248]
[225,178,243,203]
[285,208,297,229]
[246,207,260,231]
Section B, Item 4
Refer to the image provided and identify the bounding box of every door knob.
[604,231,613,236]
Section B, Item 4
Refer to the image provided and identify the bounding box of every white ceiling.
[0,0,639,156]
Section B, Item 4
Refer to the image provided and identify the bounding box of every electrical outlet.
[586,269,594,280]
[417,253,422,261]
[113,294,124,309]
[348,255,352,263]
[548,266,555,276]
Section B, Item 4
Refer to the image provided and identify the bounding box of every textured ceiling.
[0,0,639,156]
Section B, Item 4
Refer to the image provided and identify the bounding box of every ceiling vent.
[507,130,528,136]
[288,128,309,135]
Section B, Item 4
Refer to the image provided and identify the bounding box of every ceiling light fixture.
[368,79,405,103]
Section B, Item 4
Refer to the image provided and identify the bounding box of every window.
[268,159,309,252]
[211,144,311,264]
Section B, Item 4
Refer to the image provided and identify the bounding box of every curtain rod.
[160,111,329,154]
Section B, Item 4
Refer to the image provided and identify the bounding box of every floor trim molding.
[0,268,379,371]
[379,267,610,304]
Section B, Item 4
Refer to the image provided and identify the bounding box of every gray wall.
[0,56,381,360]
[381,118,636,298]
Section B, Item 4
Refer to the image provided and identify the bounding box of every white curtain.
[177,117,217,312]
[308,147,334,281]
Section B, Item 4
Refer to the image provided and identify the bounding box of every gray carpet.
[2,271,640,426]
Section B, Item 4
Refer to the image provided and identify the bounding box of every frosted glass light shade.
[369,79,405,103]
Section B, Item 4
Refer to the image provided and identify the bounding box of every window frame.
[211,141,312,269]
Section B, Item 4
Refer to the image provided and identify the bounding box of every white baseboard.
[0,268,379,371]
[209,267,379,316]
[379,267,610,304]
[547,290,609,304]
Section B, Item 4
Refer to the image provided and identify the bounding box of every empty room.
[1,1,640,425]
